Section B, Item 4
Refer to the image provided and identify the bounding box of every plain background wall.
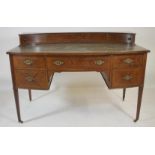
[0,27,155,90]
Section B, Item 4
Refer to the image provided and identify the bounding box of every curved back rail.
[19,32,135,46]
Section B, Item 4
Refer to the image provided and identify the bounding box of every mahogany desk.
[7,32,150,123]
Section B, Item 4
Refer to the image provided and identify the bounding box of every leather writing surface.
[7,43,149,55]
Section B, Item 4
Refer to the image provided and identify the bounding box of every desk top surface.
[7,43,149,55]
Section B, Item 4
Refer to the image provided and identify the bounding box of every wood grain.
[19,32,136,45]
[7,32,150,122]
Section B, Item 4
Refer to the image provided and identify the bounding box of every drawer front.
[112,54,143,69]
[13,56,46,69]
[47,56,109,71]
[112,68,144,88]
[14,69,48,89]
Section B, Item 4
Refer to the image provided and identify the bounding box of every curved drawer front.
[13,56,46,69]
[112,54,143,69]
[14,69,48,89]
[112,68,143,88]
[47,56,110,71]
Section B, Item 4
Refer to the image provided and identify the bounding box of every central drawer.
[47,56,110,71]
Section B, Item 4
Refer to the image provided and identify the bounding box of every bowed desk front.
[7,32,150,123]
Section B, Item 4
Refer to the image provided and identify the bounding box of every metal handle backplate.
[123,75,133,81]
[24,59,33,65]
[25,76,34,82]
[123,58,134,64]
[95,60,105,66]
[54,60,64,66]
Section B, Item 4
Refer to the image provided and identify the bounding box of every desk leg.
[134,85,144,122]
[13,88,23,123]
[123,88,126,101]
[28,89,32,101]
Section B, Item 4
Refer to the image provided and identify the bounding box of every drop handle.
[123,75,133,81]
[24,59,33,65]
[94,60,105,65]
[54,60,64,66]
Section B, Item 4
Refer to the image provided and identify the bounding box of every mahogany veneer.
[7,32,150,123]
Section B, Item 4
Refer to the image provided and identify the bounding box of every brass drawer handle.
[24,59,33,65]
[123,75,133,81]
[25,76,34,82]
[95,60,105,66]
[123,58,134,64]
[54,60,64,66]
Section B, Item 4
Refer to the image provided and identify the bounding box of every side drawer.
[111,68,144,88]
[14,69,49,89]
[12,56,46,69]
[112,54,143,69]
[47,56,110,71]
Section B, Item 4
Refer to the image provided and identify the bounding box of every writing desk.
[7,32,150,123]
